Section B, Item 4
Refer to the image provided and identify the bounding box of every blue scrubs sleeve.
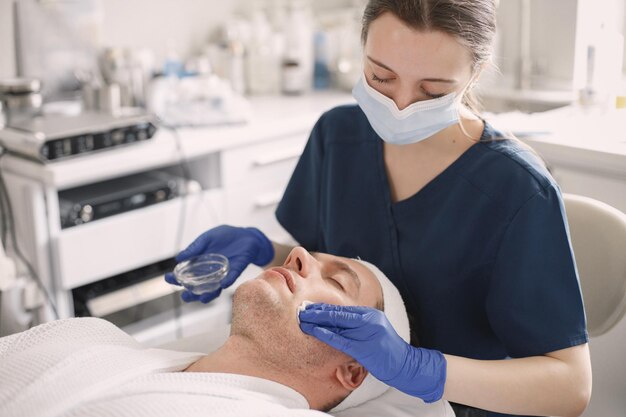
[486,184,588,358]
[275,118,325,251]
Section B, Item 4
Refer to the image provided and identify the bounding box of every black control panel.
[0,112,159,163]
[58,170,181,229]
[41,121,157,161]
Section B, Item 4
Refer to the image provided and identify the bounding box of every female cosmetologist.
[166,1,592,416]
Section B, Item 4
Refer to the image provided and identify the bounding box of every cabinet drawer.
[221,133,307,188]
[56,189,224,289]
[224,180,289,240]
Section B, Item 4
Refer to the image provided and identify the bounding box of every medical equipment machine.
[58,170,183,229]
[72,258,178,325]
[173,253,229,295]
[0,78,43,126]
[0,111,157,162]
[0,232,30,336]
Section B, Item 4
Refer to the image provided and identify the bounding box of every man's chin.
[231,280,342,369]
[231,279,292,334]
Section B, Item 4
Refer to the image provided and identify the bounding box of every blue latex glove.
[165,225,274,303]
[298,303,447,403]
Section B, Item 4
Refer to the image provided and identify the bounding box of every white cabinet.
[222,132,307,243]
[1,148,226,329]
[548,165,626,213]
[521,137,626,213]
[55,189,224,289]
[0,138,286,345]
[0,93,352,345]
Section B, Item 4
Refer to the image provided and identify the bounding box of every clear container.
[173,253,229,295]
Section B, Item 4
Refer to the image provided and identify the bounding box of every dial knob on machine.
[80,205,94,223]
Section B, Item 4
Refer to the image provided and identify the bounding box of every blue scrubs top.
[276,104,588,365]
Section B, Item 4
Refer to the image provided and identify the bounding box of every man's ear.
[335,360,368,391]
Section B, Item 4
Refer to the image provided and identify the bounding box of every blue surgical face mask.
[352,73,461,145]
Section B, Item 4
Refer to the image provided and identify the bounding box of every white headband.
[331,259,410,412]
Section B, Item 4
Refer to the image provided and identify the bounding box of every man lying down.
[0,247,454,417]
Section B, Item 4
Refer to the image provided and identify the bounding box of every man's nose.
[284,246,314,278]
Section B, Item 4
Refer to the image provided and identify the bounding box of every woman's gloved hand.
[165,225,274,303]
[298,303,447,403]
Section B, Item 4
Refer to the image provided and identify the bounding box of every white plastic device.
[0,239,34,336]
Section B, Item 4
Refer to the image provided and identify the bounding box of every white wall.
[0,0,359,80]
[531,0,580,89]
[0,0,15,78]
[495,0,580,90]
[492,0,626,90]
[99,0,238,64]
[0,0,239,79]
[5,1,622,83]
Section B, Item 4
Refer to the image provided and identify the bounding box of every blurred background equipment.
[0,111,157,162]
[13,0,103,101]
[0,77,43,126]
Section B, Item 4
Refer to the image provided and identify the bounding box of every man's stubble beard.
[230,280,337,373]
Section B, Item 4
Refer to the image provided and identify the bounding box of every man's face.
[263,247,382,312]
[231,247,383,370]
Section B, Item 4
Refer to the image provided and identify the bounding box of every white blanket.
[0,318,328,417]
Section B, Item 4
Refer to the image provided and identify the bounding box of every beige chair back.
[563,193,626,337]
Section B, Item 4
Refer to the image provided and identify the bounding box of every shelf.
[0,130,181,189]
[55,188,225,289]
[86,274,183,317]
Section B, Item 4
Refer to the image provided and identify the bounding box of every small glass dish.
[173,253,229,295]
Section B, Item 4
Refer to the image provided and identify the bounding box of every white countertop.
[174,91,355,157]
[485,106,626,176]
[1,92,624,188]
[0,92,355,189]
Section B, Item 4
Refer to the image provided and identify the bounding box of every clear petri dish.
[173,253,229,295]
